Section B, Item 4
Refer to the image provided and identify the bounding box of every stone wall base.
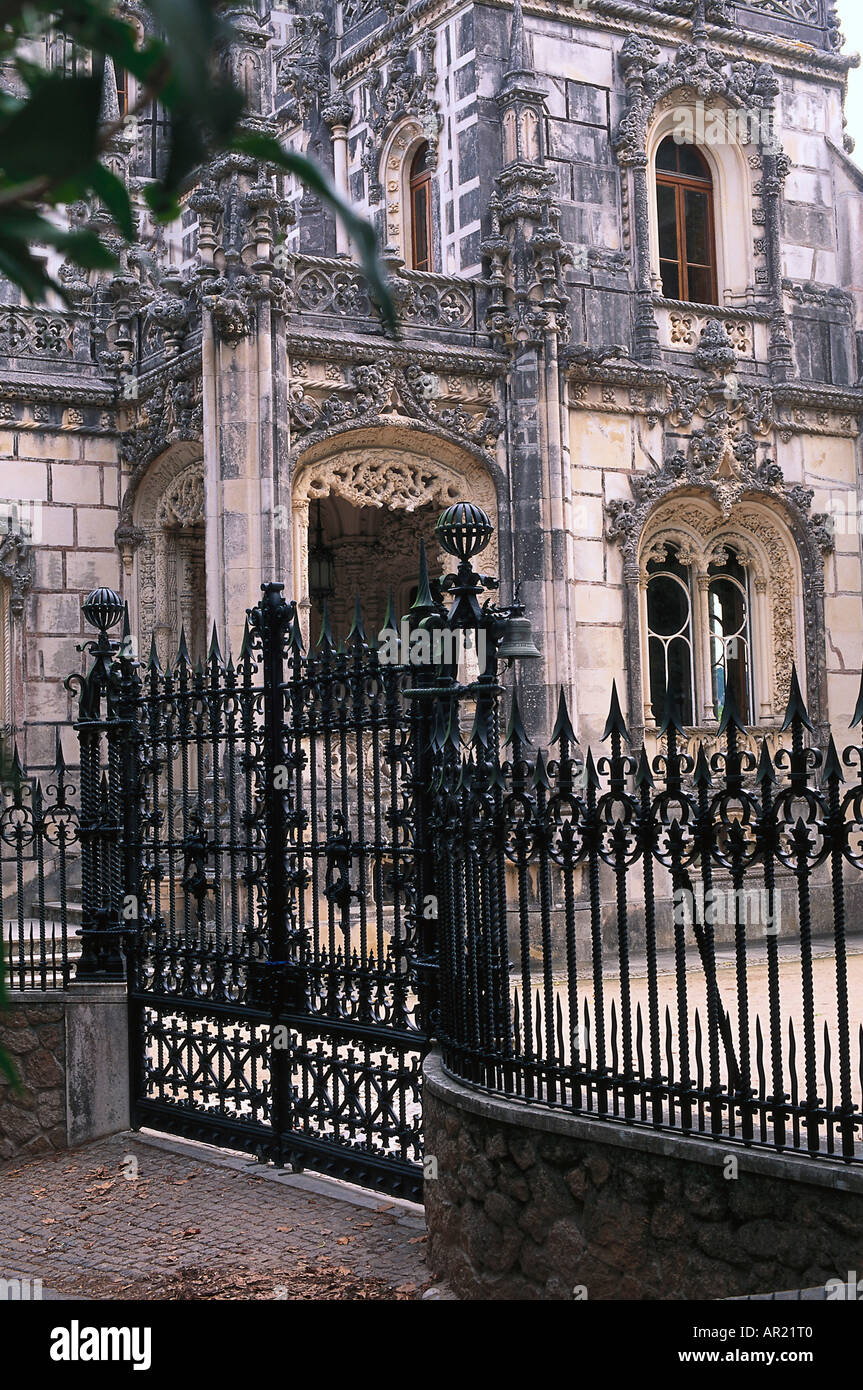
[423,1051,863,1301]
[0,984,129,1163]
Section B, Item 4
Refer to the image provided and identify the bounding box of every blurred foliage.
[0,0,395,328]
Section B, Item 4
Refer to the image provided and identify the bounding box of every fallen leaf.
[337,1237,351,1246]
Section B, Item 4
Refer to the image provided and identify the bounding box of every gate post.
[69,587,138,982]
[249,582,306,1010]
[406,543,446,1037]
[411,504,540,1073]
[249,582,306,1162]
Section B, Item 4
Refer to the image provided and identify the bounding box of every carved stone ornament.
[277,15,328,127]
[0,524,35,619]
[288,354,502,453]
[363,32,442,205]
[614,36,781,168]
[191,154,296,343]
[201,276,258,344]
[607,323,833,559]
[119,366,203,471]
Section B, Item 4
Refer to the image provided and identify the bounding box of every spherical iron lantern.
[435,503,494,561]
[82,587,125,635]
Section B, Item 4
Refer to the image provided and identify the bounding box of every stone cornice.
[0,379,115,410]
[285,330,506,377]
[772,381,863,413]
[132,346,203,396]
[564,357,863,425]
[564,356,668,388]
[335,0,856,88]
[654,295,773,323]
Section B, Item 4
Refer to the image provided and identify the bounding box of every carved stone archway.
[291,432,499,643]
[123,448,207,666]
[638,495,804,732]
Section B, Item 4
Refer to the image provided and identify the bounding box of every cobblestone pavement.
[0,1131,432,1300]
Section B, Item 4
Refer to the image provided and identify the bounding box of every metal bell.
[497,613,541,662]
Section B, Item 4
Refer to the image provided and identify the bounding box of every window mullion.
[693,570,715,725]
[677,183,688,303]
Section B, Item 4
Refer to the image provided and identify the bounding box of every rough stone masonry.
[423,1053,863,1301]
[0,996,66,1161]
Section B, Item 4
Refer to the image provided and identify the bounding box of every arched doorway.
[291,433,500,645]
[123,447,207,666]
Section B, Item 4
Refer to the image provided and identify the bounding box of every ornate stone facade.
[0,0,862,765]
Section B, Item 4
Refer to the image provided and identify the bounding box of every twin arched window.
[655,136,718,306]
[646,542,754,727]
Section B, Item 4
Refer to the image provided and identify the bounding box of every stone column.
[323,91,354,258]
[631,159,662,366]
[763,149,795,383]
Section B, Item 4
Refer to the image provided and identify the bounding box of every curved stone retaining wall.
[423,1052,863,1301]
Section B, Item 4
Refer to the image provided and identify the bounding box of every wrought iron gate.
[16,497,863,1200]
[73,582,437,1201]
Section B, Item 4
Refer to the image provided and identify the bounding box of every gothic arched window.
[646,544,696,725]
[409,142,433,272]
[708,546,753,725]
[642,524,766,729]
[655,136,718,306]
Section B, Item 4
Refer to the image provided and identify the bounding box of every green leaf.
[143,182,181,223]
[144,0,236,133]
[59,228,117,269]
[86,161,135,239]
[0,64,105,184]
[0,235,55,302]
[231,133,398,336]
[160,110,208,204]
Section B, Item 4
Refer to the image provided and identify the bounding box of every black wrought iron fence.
[1,740,80,991]
[431,652,863,1165]
[3,498,863,1187]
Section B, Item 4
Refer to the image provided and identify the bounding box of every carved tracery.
[291,442,499,640]
[129,455,207,666]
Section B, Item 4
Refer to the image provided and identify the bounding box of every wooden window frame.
[116,67,129,118]
[656,158,718,307]
[409,145,433,273]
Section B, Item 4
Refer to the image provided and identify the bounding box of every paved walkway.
[0,1131,432,1300]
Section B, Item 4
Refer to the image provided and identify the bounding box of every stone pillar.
[0,984,129,1161]
[323,91,354,258]
[763,149,795,383]
[64,982,129,1147]
[631,160,662,366]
